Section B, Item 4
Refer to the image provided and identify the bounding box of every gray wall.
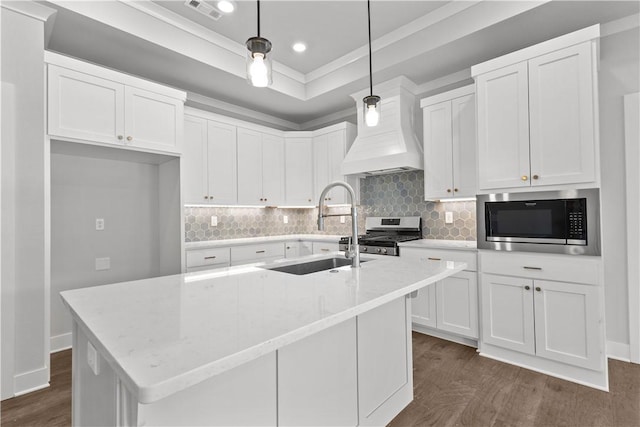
[599,26,640,346]
[50,152,164,345]
[1,6,48,398]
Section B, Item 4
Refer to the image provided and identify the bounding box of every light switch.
[340,216,346,224]
[95,257,110,271]
[445,212,453,224]
[211,216,218,227]
[283,215,288,224]
[96,218,105,231]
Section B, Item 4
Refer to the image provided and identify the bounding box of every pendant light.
[245,0,272,87]
[363,0,380,127]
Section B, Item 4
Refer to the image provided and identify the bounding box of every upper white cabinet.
[284,137,314,206]
[183,115,237,205]
[313,124,357,205]
[472,26,600,192]
[46,53,185,155]
[421,85,476,200]
[237,128,285,206]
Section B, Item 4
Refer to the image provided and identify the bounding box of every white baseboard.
[13,366,49,397]
[607,340,631,362]
[50,332,72,353]
[412,323,478,348]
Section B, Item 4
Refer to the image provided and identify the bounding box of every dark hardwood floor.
[2,333,639,426]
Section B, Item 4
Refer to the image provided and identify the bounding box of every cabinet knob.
[286,246,291,250]
[521,175,528,181]
[126,136,133,142]
[308,199,312,202]
[524,285,531,290]
[328,197,331,201]
[447,189,452,193]
[204,196,209,200]
[454,188,459,192]
[535,287,542,292]
[264,198,267,202]
[117,135,123,140]
[532,175,539,180]
[260,198,264,201]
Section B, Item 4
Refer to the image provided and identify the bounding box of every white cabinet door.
[48,65,124,144]
[237,128,264,205]
[480,273,535,355]
[124,86,183,154]
[327,130,349,204]
[451,93,477,198]
[357,297,411,426]
[262,134,285,206]
[278,318,358,427]
[436,271,478,339]
[423,101,453,200]
[528,42,596,187]
[284,137,314,205]
[533,280,602,370]
[207,121,237,205]
[476,62,531,190]
[313,133,331,204]
[183,115,208,204]
[411,284,437,329]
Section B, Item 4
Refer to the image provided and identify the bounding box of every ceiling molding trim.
[119,0,306,85]
[186,92,302,131]
[299,107,356,131]
[1,1,57,22]
[602,13,639,37]
[414,69,472,95]
[305,1,480,84]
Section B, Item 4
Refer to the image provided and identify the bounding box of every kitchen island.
[61,254,466,426]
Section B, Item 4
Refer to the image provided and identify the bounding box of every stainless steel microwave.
[477,189,600,255]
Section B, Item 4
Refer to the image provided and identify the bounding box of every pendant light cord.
[367,0,373,97]
[257,0,261,37]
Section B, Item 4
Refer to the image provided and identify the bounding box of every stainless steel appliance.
[477,189,600,255]
[339,216,422,256]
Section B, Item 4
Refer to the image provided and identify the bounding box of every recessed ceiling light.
[217,0,235,13]
[292,42,307,53]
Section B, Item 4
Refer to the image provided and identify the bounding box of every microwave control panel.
[567,199,587,241]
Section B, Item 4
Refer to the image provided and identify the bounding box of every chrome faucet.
[317,181,360,268]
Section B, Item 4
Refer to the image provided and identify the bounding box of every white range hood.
[342,77,423,176]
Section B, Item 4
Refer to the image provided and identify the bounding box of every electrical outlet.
[87,341,100,375]
[283,215,288,224]
[95,257,110,271]
[95,218,105,231]
[445,211,453,224]
[211,216,218,227]
[340,216,346,224]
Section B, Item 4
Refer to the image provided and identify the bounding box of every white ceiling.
[41,1,639,129]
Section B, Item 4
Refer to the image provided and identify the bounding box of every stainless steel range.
[339,216,422,256]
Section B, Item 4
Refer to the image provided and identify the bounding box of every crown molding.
[1,1,57,22]
[415,69,472,96]
[602,13,639,37]
[299,107,356,131]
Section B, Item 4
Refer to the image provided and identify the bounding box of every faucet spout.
[317,181,360,268]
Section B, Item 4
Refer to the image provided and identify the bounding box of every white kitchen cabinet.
[312,241,339,255]
[421,85,476,200]
[479,250,605,378]
[47,55,184,155]
[237,128,285,206]
[185,247,231,273]
[230,242,285,266]
[284,137,314,206]
[285,241,313,258]
[183,116,237,205]
[313,124,357,205]
[473,28,599,191]
[403,247,478,341]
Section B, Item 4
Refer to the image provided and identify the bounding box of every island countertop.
[61,254,466,404]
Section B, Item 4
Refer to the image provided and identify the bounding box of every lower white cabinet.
[478,250,606,388]
[185,248,230,273]
[313,242,339,255]
[230,242,285,266]
[285,241,313,258]
[402,247,478,340]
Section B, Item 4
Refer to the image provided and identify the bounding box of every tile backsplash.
[185,170,476,242]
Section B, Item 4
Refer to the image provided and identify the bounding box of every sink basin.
[263,257,367,275]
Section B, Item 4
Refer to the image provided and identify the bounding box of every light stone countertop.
[60,253,466,404]
[185,234,343,250]
[398,239,478,251]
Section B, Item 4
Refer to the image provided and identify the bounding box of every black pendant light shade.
[363,0,380,127]
[246,1,272,87]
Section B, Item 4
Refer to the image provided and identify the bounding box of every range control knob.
[382,248,388,254]
[376,248,382,254]
[362,247,368,252]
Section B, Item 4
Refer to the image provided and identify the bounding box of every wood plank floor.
[2,333,639,426]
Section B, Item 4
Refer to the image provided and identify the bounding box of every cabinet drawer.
[479,251,600,285]
[231,242,285,263]
[312,242,339,254]
[186,248,230,268]
[401,247,477,271]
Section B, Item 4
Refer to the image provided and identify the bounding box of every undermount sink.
[263,257,368,275]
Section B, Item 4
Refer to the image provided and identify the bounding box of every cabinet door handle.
[533,174,539,180]
[117,135,123,140]
[204,196,209,199]
[321,248,330,252]
[256,250,266,254]
[524,285,531,290]
[521,175,528,181]
[204,256,216,260]
[126,136,133,142]
[446,189,452,193]
[523,266,542,270]
[535,287,542,292]
[427,257,441,261]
